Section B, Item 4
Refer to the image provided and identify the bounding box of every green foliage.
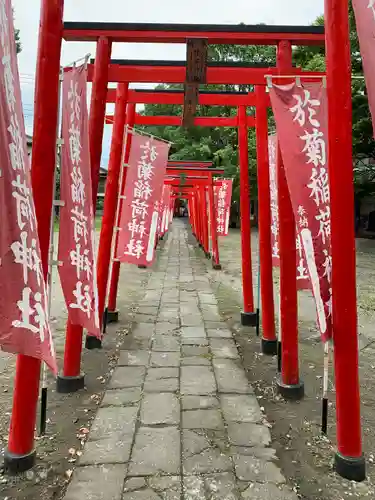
[140,9,375,202]
[14,10,21,53]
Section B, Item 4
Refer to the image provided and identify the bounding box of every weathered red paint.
[255,86,276,342]
[208,176,220,268]
[325,0,363,460]
[7,0,64,459]
[238,105,254,314]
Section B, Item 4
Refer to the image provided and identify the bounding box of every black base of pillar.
[4,449,36,474]
[85,336,102,350]
[255,308,260,336]
[241,311,257,327]
[276,378,304,400]
[56,374,85,394]
[199,243,203,248]
[261,338,278,356]
[205,252,211,259]
[277,341,282,372]
[138,265,147,269]
[334,452,366,482]
[106,310,119,323]
[159,235,164,240]
[212,263,222,270]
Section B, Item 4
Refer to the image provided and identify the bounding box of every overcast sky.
[15,0,324,163]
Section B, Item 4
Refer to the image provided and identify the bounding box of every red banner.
[58,65,100,338]
[160,185,172,236]
[269,135,310,290]
[0,0,56,372]
[270,82,332,341]
[215,180,233,236]
[116,134,170,266]
[352,0,375,136]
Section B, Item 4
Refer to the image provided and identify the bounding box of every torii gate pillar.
[325,0,365,481]
[255,85,276,354]
[238,105,256,326]
[4,0,64,473]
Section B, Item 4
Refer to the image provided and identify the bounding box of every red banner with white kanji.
[269,135,310,290]
[352,0,375,136]
[215,179,233,237]
[116,134,170,266]
[58,65,100,338]
[0,0,56,372]
[270,82,332,341]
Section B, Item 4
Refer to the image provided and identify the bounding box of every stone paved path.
[63,222,298,500]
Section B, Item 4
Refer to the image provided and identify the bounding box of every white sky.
[14,0,324,163]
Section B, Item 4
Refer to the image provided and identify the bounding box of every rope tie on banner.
[125,125,174,145]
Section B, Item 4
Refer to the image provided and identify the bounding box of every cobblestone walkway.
[63,222,298,500]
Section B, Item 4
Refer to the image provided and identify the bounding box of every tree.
[295,6,375,208]
[14,10,21,53]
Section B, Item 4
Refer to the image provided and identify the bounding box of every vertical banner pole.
[238,105,256,327]
[325,0,365,480]
[107,104,136,315]
[5,0,64,473]
[255,86,276,351]
[40,68,64,435]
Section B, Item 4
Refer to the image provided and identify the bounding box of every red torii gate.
[164,174,226,266]
[7,6,364,483]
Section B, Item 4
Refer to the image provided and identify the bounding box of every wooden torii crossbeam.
[85,59,325,85]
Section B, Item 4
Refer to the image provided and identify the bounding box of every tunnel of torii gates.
[6,2,364,483]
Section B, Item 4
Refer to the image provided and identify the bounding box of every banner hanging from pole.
[58,64,100,338]
[215,179,233,236]
[116,133,170,266]
[0,0,56,373]
[352,0,375,137]
[269,81,332,341]
[269,135,309,290]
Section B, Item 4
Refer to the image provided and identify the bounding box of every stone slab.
[141,393,180,425]
[207,328,232,339]
[213,360,252,394]
[118,350,150,366]
[79,435,133,465]
[63,465,126,500]
[209,339,239,359]
[152,335,180,352]
[144,367,179,392]
[181,326,206,338]
[89,406,138,440]
[184,472,238,500]
[109,367,146,390]
[181,356,211,366]
[182,409,224,430]
[181,366,216,395]
[182,396,219,411]
[227,423,271,447]
[150,351,180,367]
[129,427,180,475]
[220,395,262,423]
[233,454,286,483]
[100,388,141,407]
[241,483,299,500]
